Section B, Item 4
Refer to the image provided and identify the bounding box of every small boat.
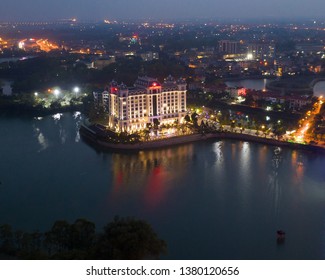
[277,230,285,237]
[276,230,286,244]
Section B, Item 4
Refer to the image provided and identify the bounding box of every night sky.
[0,0,325,21]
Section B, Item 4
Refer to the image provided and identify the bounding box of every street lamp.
[54,89,60,97]
[73,87,80,98]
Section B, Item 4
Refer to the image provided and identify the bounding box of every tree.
[191,112,198,127]
[273,123,285,140]
[0,224,14,254]
[69,219,95,251]
[153,118,160,130]
[0,217,166,260]
[146,123,152,129]
[94,216,167,260]
[45,220,71,252]
[184,114,191,123]
[230,120,236,132]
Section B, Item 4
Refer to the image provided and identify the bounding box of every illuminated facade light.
[246,53,254,60]
[95,76,187,133]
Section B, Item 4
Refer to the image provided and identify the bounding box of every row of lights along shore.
[34,86,80,97]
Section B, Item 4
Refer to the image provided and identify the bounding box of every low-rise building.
[93,56,115,70]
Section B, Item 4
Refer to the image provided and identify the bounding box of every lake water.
[0,80,12,96]
[225,79,325,97]
[0,56,36,64]
[0,112,325,259]
[225,79,270,91]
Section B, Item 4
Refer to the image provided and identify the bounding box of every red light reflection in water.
[145,165,166,208]
[112,171,124,194]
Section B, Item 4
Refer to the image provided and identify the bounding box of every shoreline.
[79,124,325,153]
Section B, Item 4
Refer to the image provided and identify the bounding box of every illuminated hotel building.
[97,76,187,132]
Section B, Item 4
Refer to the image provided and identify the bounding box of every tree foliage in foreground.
[0,217,166,260]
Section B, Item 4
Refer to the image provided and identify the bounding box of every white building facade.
[96,76,187,132]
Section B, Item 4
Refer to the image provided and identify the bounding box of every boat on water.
[277,230,286,244]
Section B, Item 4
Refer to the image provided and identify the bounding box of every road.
[293,97,324,146]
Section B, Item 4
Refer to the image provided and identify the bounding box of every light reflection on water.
[268,147,283,219]
[74,112,82,142]
[110,145,193,199]
[0,113,325,259]
[238,142,251,185]
[33,125,49,152]
[52,113,63,121]
[212,141,225,178]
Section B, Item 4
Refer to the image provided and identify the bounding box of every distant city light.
[246,53,254,60]
[73,87,80,93]
[18,41,25,49]
[53,89,60,97]
[34,92,38,96]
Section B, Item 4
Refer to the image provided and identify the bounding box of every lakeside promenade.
[80,123,325,153]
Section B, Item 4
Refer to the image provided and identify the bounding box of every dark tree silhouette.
[153,118,160,129]
[0,217,166,260]
[184,114,191,123]
[94,216,167,260]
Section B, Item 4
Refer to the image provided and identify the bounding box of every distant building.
[286,96,312,110]
[93,56,115,70]
[218,40,240,54]
[226,87,246,98]
[95,76,187,132]
[140,51,159,61]
[295,44,325,54]
[246,43,275,59]
[75,58,94,69]
[249,90,312,110]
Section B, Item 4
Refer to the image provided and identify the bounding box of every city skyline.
[1,0,325,21]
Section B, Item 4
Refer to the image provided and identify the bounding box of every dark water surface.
[0,112,325,259]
